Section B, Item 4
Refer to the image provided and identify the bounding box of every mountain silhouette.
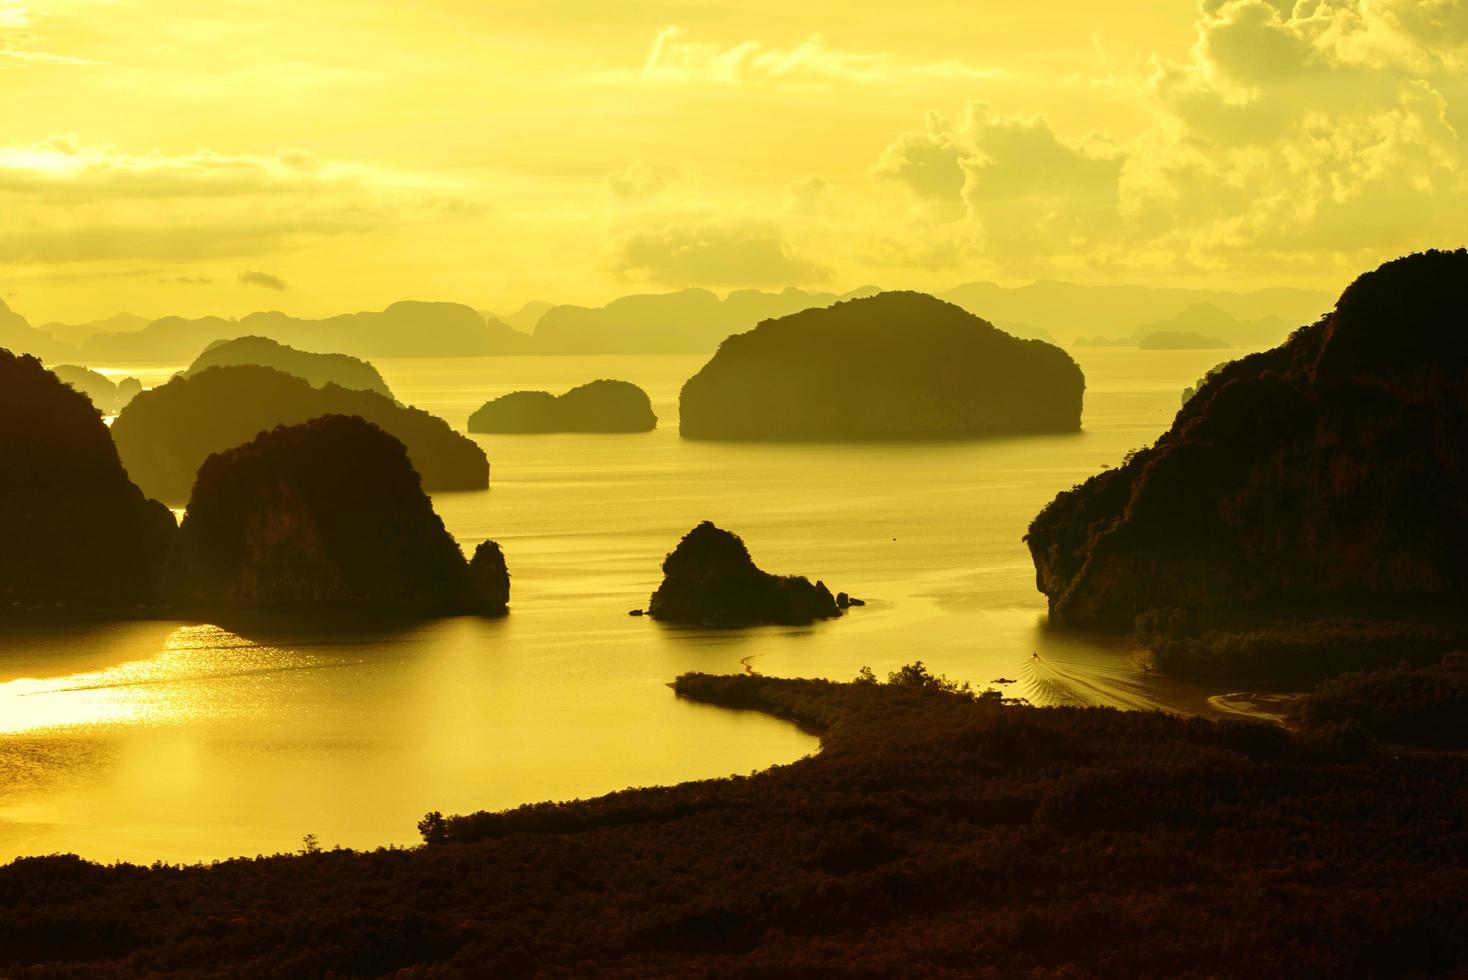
[169,414,507,613]
[186,336,396,399]
[112,365,487,502]
[680,291,1084,440]
[468,380,656,433]
[1027,248,1468,636]
[78,302,530,363]
[0,348,175,608]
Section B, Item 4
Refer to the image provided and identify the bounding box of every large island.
[679,291,1084,440]
[168,414,508,614]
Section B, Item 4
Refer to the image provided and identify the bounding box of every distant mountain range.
[4,279,1332,367]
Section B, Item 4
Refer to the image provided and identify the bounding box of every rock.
[468,380,656,433]
[836,591,850,608]
[168,414,507,614]
[1026,249,1468,632]
[628,608,645,617]
[116,377,142,412]
[0,349,175,608]
[112,365,488,502]
[847,597,866,607]
[679,291,1084,440]
[186,336,396,399]
[648,521,842,626]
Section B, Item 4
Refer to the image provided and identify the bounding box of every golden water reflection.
[0,625,321,735]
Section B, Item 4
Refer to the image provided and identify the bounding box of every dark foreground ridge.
[168,414,508,614]
[467,379,656,433]
[1026,249,1468,680]
[679,291,1085,440]
[647,521,841,625]
[0,349,175,609]
[2,668,1464,977]
[112,365,488,502]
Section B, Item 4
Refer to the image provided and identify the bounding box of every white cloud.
[641,25,1006,87]
[0,136,481,265]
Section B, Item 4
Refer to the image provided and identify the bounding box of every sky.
[2,0,1466,322]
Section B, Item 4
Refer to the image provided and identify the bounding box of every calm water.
[3,347,1241,863]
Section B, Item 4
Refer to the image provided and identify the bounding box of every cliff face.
[187,336,396,400]
[170,415,507,613]
[0,349,175,608]
[468,380,656,433]
[648,522,840,626]
[679,291,1084,440]
[112,365,487,502]
[1026,249,1468,631]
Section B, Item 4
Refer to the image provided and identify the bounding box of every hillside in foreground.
[2,668,1464,977]
[1027,249,1468,680]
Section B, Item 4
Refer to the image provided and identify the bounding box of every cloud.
[605,159,668,202]
[0,136,479,267]
[0,4,93,66]
[784,176,831,216]
[612,220,830,286]
[869,0,1468,280]
[238,270,288,290]
[872,112,969,208]
[641,25,1005,87]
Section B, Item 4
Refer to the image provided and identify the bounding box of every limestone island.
[679,291,1084,440]
[468,379,656,433]
[112,365,487,502]
[48,364,142,415]
[168,414,508,614]
[647,521,841,626]
[186,336,396,399]
[1136,330,1230,350]
[1026,249,1468,680]
[0,349,175,609]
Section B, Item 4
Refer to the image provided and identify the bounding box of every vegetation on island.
[679,291,1084,440]
[467,379,656,433]
[1027,250,1468,680]
[112,365,487,502]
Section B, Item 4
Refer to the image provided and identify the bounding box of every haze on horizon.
[3,0,1466,323]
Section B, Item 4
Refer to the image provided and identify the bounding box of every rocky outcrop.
[186,336,396,399]
[0,349,175,608]
[169,415,507,613]
[468,380,656,433]
[112,365,487,502]
[648,522,840,626]
[679,292,1084,440]
[1026,249,1468,632]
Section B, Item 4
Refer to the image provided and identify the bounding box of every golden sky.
[2,0,1465,322]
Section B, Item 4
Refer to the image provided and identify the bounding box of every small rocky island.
[679,291,1084,440]
[1027,249,1468,642]
[647,521,842,626]
[168,415,508,614]
[186,336,396,399]
[468,380,656,433]
[0,350,175,608]
[112,365,488,501]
